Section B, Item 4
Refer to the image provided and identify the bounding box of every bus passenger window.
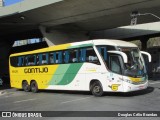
[64,51,69,63]
[18,56,25,66]
[27,55,36,66]
[52,52,60,64]
[52,52,57,64]
[98,47,107,61]
[10,57,18,67]
[38,53,49,65]
[58,51,63,63]
[49,53,55,64]
[86,47,100,64]
[110,56,121,74]
[97,46,116,66]
[42,53,48,65]
[80,49,86,62]
[69,49,79,63]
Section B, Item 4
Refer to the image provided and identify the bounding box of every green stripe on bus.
[68,43,93,49]
[48,63,83,85]
[57,63,83,85]
[48,64,70,85]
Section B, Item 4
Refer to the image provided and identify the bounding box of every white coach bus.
[10,39,151,96]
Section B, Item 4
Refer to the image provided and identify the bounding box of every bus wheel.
[31,81,38,93]
[22,81,30,92]
[91,81,103,97]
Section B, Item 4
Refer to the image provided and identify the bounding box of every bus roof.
[93,39,137,47]
[10,39,137,57]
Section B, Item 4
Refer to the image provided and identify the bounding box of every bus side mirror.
[140,51,151,62]
[108,51,128,63]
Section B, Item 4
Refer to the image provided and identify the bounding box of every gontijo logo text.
[24,67,48,73]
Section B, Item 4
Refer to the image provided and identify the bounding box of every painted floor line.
[14,98,36,103]
[61,96,92,104]
[149,82,160,85]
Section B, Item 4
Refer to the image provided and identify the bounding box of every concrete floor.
[0,80,160,120]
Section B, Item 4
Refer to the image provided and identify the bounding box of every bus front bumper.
[123,81,148,92]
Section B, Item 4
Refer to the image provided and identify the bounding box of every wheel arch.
[89,79,103,91]
[22,80,28,87]
[30,80,36,85]
[30,79,38,93]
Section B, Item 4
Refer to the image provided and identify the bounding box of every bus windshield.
[119,47,146,77]
[97,46,147,78]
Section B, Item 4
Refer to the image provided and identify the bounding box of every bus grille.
[132,80,147,85]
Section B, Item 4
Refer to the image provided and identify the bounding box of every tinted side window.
[98,46,107,61]
[49,53,55,64]
[18,56,25,66]
[54,52,60,64]
[58,51,63,63]
[86,47,99,64]
[109,55,122,74]
[97,45,116,60]
[80,48,86,62]
[64,51,70,63]
[70,49,79,63]
[27,55,36,66]
[10,57,18,67]
[38,53,49,65]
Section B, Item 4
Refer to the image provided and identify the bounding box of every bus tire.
[22,81,30,92]
[30,81,38,93]
[91,81,103,97]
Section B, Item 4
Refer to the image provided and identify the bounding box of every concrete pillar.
[0,40,14,82]
[140,37,149,51]
[39,26,89,46]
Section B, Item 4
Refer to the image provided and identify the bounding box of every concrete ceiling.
[1,0,160,40]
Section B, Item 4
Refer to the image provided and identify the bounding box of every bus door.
[107,54,124,92]
[97,47,125,92]
[106,51,128,92]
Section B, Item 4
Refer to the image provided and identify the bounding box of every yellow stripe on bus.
[49,43,71,51]
[129,77,142,82]
[38,65,59,89]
